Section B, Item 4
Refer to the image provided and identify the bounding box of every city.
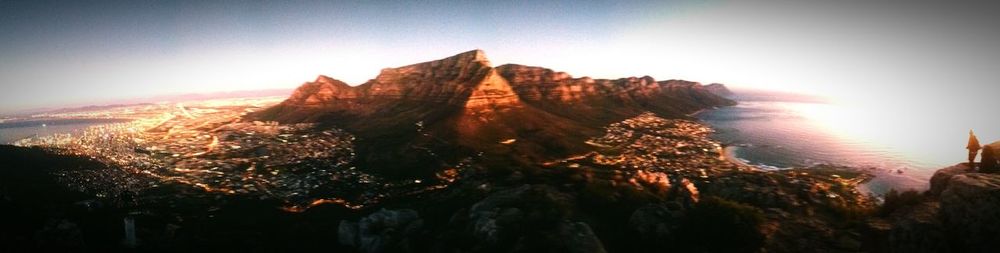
[11,98,457,211]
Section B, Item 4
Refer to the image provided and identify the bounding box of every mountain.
[703,83,734,98]
[252,50,735,178]
[496,64,734,123]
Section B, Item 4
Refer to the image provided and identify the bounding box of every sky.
[1,0,999,117]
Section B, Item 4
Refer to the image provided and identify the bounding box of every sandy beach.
[722,145,757,169]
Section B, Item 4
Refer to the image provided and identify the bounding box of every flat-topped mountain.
[260,50,517,120]
[252,50,735,178]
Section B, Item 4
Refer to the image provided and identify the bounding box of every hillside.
[252,50,735,178]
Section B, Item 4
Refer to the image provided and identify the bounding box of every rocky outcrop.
[553,221,607,253]
[938,173,1000,251]
[338,209,424,253]
[886,201,950,252]
[874,164,1000,252]
[455,185,606,253]
[930,164,970,195]
[628,203,685,243]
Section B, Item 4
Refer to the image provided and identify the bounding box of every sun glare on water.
[781,98,997,171]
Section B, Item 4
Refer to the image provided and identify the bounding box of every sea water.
[0,118,130,144]
[697,90,986,195]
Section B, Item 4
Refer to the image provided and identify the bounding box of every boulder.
[553,221,607,253]
[930,164,971,195]
[939,173,1000,252]
[458,185,606,252]
[628,203,684,242]
[886,201,949,253]
[861,219,893,253]
[883,166,1000,252]
[338,209,423,253]
[467,185,531,244]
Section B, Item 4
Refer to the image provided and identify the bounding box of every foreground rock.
[338,209,424,253]
[929,164,969,195]
[869,164,1000,252]
[939,172,1000,251]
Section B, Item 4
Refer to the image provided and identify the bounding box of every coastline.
[697,104,760,171]
[721,145,756,169]
[701,108,888,198]
[686,108,711,117]
[698,101,902,195]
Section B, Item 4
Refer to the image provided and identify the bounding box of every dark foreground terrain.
[4,146,1000,253]
[1,143,881,253]
[0,145,362,252]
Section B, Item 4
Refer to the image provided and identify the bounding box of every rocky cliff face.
[495,64,735,124]
[870,164,1000,252]
[261,50,732,124]
[938,171,1000,251]
[360,49,515,106]
[258,50,524,123]
[252,50,735,178]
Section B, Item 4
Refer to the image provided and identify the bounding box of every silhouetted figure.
[968,130,981,169]
[981,146,998,173]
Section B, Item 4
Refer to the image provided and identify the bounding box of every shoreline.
[721,145,755,169]
[703,110,888,196]
[686,108,710,117]
[696,98,939,196]
[720,142,891,196]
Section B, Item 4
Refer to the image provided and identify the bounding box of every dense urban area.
[10,98,459,211]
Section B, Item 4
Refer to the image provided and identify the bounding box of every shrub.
[878,189,925,217]
[676,197,766,253]
[828,201,873,224]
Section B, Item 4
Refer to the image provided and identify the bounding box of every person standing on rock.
[981,145,998,173]
[968,130,981,169]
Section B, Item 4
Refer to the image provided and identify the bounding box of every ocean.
[697,90,975,195]
[0,118,130,144]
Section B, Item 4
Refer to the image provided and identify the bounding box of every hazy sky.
[2,0,999,115]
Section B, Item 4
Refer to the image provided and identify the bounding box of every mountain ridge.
[251,50,736,178]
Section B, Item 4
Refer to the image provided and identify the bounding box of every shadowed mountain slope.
[252,50,735,178]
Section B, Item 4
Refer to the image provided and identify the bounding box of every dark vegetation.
[677,197,766,252]
[357,159,773,253]
[0,146,112,252]
[878,189,927,217]
[0,145,362,252]
[1,145,776,253]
